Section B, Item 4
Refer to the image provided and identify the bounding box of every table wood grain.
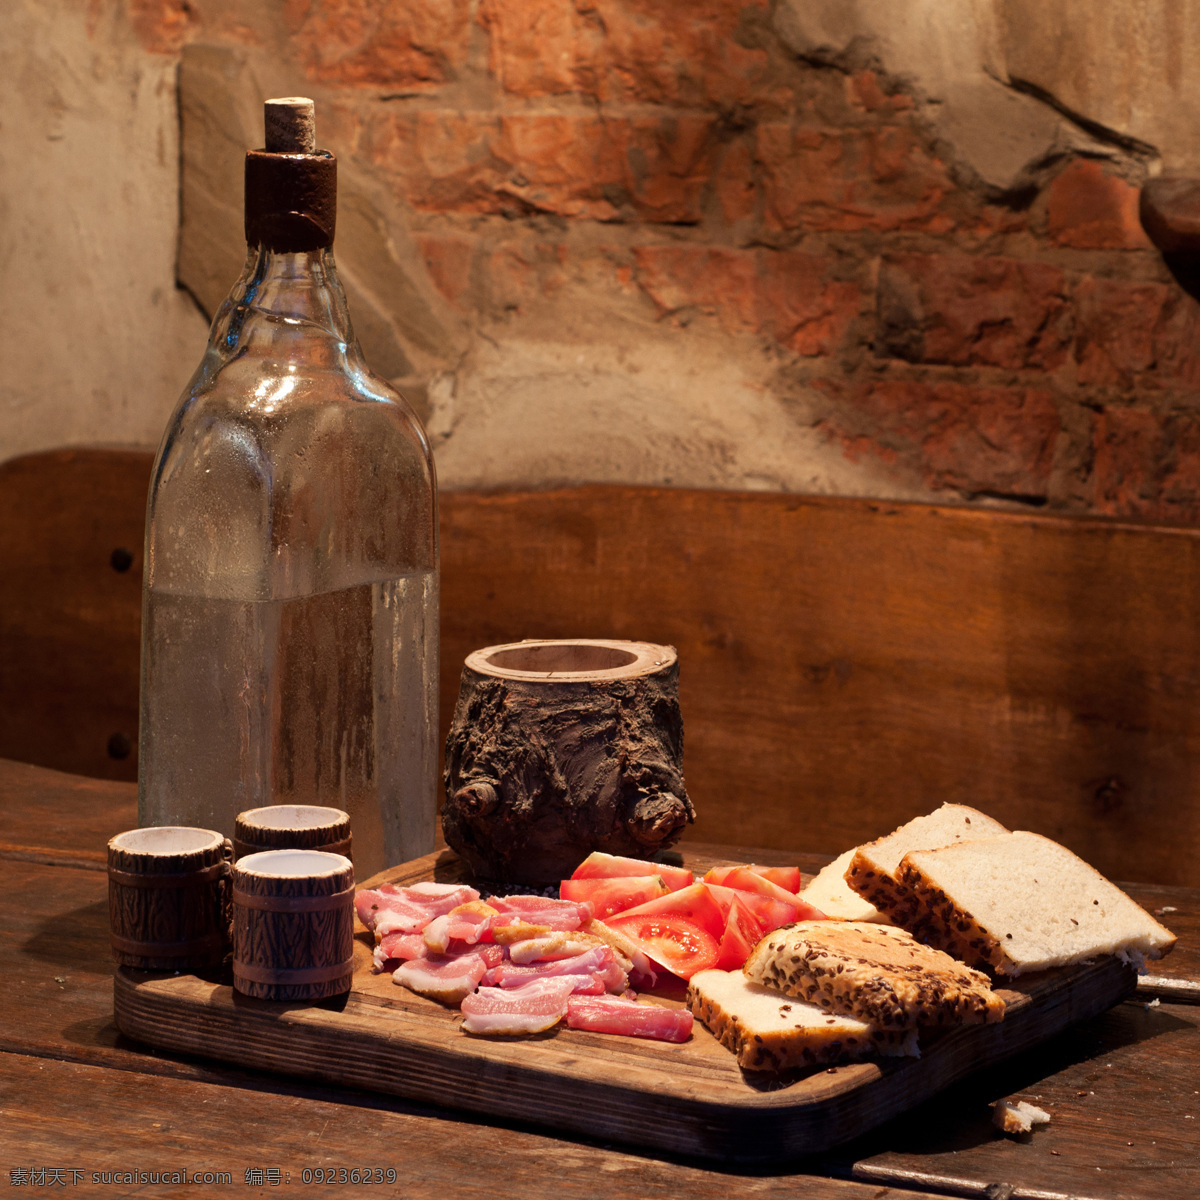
[1,757,1198,1198]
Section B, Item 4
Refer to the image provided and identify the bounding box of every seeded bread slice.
[897,831,1177,975]
[742,920,1006,1029]
[686,969,918,1071]
[845,804,1009,924]
[800,849,890,923]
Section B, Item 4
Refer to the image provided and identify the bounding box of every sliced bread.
[845,804,1009,924]
[742,920,1005,1029]
[800,849,889,923]
[686,969,917,1071]
[897,830,1177,974]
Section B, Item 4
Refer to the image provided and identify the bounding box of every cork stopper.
[244,97,336,252]
[264,97,316,154]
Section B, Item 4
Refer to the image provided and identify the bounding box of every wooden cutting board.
[112,849,1138,1164]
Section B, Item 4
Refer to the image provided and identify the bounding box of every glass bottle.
[138,98,438,879]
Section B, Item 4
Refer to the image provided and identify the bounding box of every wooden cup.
[232,849,355,1001]
[442,638,695,883]
[108,826,232,971]
[233,805,352,862]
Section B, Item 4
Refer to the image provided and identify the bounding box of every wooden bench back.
[0,449,149,782]
[3,449,1196,885]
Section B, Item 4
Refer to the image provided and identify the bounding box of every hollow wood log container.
[442,638,695,884]
[108,827,232,971]
[232,850,355,1001]
[233,805,352,862]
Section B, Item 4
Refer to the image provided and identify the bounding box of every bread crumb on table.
[993,1099,1052,1136]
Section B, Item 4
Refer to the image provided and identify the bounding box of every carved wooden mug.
[442,638,695,883]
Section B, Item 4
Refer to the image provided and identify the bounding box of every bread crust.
[844,850,920,925]
[896,860,1010,972]
[743,921,1006,1029]
[685,972,915,1071]
[843,805,1010,926]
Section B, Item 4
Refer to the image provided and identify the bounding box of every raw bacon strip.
[373,931,428,971]
[392,953,489,1005]
[490,896,594,930]
[565,994,694,1043]
[507,933,610,964]
[356,883,480,936]
[514,974,604,995]
[460,976,577,1035]
[489,948,627,993]
[374,934,506,973]
[423,902,500,953]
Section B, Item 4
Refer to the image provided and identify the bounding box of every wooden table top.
[2,756,1198,1199]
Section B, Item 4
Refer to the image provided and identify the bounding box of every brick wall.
[129,0,1200,523]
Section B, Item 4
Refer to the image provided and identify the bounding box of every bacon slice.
[480,970,604,994]
[356,883,480,936]
[565,994,694,1043]
[375,933,507,973]
[391,941,505,1002]
[392,953,489,1005]
[507,932,612,964]
[490,895,594,930]
[488,947,627,993]
[373,931,428,971]
[423,902,501,952]
[459,976,578,1035]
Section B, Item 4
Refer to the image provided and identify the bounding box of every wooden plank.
[0,449,150,782]
[0,1055,953,1200]
[0,758,135,868]
[844,999,1200,1200]
[441,487,1200,887]
[113,851,1140,1165]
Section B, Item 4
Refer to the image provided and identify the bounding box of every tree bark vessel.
[442,639,695,884]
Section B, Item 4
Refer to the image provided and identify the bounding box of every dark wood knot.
[110,547,133,573]
[454,781,498,817]
[626,791,690,847]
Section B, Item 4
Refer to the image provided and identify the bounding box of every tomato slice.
[605,882,726,941]
[748,865,802,894]
[570,851,694,893]
[711,907,757,971]
[558,875,668,920]
[706,882,793,935]
[604,915,719,979]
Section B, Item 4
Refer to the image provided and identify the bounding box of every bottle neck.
[210,245,359,364]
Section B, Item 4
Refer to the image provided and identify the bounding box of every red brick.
[1073,277,1173,388]
[758,253,861,356]
[878,255,1071,370]
[845,70,912,113]
[286,0,470,89]
[756,123,951,233]
[632,245,860,355]
[1091,406,1200,522]
[714,140,757,225]
[415,233,476,306]
[634,246,759,327]
[364,111,499,213]
[128,0,196,53]
[823,380,1061,497]
[368,111,718,221]
[1046,160,1151,250]
[477,0,576,96]
[479,0,773,107]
